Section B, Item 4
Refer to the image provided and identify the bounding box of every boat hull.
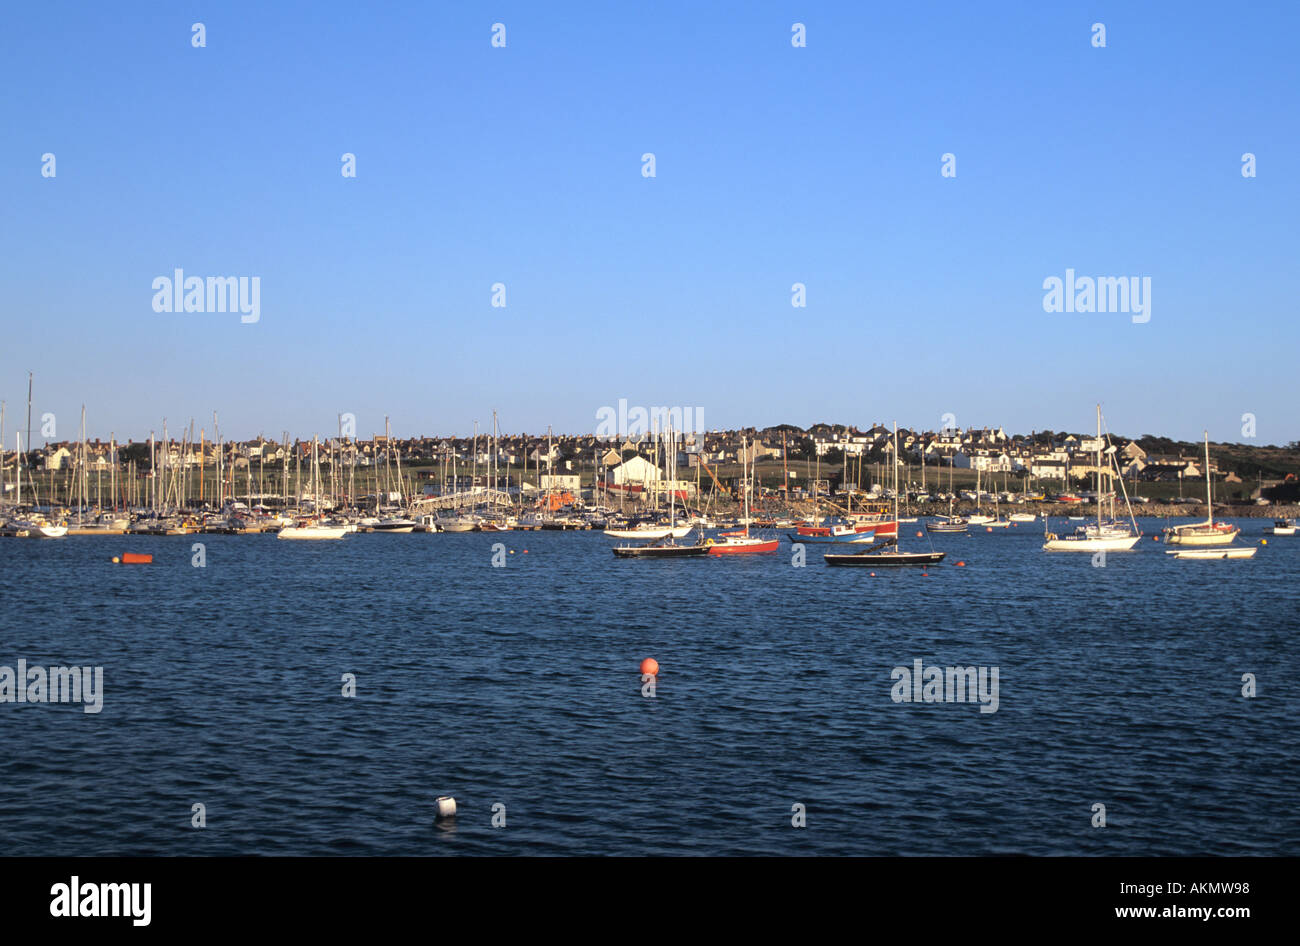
[925,521,968,533]
[707,536,779,555]
[604,526,692,540]
[612,544,709,558]
[1163,525,1240,546]
[1168,547,1258,560]
[278,526,347,540]
[1043,535,1140,552]
[824,550,945,566]
[785,521,897,544]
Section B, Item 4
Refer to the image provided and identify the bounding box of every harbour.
[3,518,1295,856]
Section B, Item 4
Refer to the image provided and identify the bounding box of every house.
[610,456,662,486]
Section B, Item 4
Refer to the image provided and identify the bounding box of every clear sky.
[2,1,1296,445]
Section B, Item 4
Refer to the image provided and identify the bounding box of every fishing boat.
[1266,518,1296,536]
[1043,406,1140,552]
[1163,432,1238,546]
[708,437,779,555]
[826,425,944,567]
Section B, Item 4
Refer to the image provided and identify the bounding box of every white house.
[610,455,662,486]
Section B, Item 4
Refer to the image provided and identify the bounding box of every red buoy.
[640,658,659,676]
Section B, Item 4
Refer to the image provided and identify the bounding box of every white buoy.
[435,795,457,820]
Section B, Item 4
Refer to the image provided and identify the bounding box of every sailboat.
[966,467,994,524]
[709,437,778,555]
[925,498,968,533]
[612,424,708,558]
[978,476,1011,528]
[278,437,347,540]
[825,423,944,566]
[1162,432,1239,546]
[1043,406,1140,552]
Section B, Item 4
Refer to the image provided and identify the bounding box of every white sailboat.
[1163,432,1239,546]
[1043,406,1140,553]
[278,437,347,540]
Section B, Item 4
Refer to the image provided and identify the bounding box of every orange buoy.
[640,657,659,676]
[870,572,876,577]
[921,572,929,577]
[956,561,965,567]
[121,552,152,564]
[111,556,120,564]
[915,530,923,538]
[986,527,993,533]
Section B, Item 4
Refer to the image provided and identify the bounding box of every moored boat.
[1043,406,1141,553]
[1166,546,1257,560]
[825,424,946,568]
[1163,433,1238,546]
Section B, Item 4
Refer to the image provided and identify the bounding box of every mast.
[742,435,750,536]
[213,413,222,509]
[79,405,86,524]
[1204,430,1213,526]
[670,423,681,527]
[1095,404,1103,526]
[893,422,900,525]
[25,372,32,484]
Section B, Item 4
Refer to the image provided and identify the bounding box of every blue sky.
[2,1,1296,444]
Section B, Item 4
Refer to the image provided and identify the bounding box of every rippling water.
[1,518,1296,855]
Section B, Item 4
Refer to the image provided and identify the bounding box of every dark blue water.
[1,518,1296,855]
